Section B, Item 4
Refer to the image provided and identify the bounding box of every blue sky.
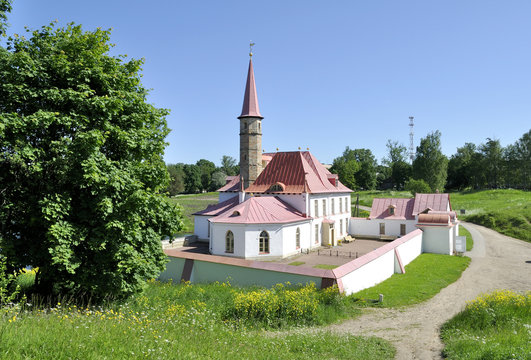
[5,1,531,166]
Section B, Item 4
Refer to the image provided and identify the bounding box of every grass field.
[168,192,218,234]
[441,290,530,359]
[351,254,471,307]
[450,189,531,242]
[2,279,394,360]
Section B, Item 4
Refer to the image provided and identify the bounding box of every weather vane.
[249,41,255,57]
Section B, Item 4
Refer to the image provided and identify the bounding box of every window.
[389,205,395,216]
[345,197,349,212]
[331,198,335,214]
[339,198,343,213]
[400,224,406,236]
[244,122,247,130]
[296,228,300,249]
[314,200,319,217]
[259,231,269,254]
[225,231,234,253]
[322,199,326,216]
[268,183,284,192]
[340,219,343,235]
[379,223,385,235]
[315,224,319,244]
[345,218,348,234]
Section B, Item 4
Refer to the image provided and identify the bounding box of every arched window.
[259,230,269,254]
[268,182,285,192]
[225,230,234,253]
[296,228,300,249]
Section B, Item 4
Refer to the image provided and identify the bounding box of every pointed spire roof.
[239,58,263,119]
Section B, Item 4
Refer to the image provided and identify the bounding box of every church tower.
[238,51,263,189]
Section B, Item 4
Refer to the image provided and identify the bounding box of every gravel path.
[322,222,531,359]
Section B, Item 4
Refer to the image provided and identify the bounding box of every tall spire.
[239,57,263,119]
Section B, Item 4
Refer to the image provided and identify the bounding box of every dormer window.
[388,205,396,216]
[231,210,241,217]
[268,182,285,192]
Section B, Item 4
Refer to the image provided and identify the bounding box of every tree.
[329,156,359,190]
[0,0,12,37]
[196,159,216,192]
[220,155,238,176]
[446,143,477,190]
[331,147,377,190]
[183,164,201,193]
[383,140,411,190]
[0,23,183,300]
[479,138,503,189]
[412,131,448,192]
[210,170,227,191]
[166,163,185,196]
[404,178,431,196]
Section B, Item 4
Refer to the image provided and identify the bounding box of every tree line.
[168,128,530,195]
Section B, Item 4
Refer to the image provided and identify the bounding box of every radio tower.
[409,116,415,163]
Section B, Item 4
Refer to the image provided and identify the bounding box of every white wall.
[349,218,416,237]
[194,216,210,240]
[340,250,395,295]
[420,226,454,255]
[219,192,237,203]
[339,230,423,295]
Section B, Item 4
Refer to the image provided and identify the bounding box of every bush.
[441,290,531,359]
[0,256,21,305]
[404,178,431,196]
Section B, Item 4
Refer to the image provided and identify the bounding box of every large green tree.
[412,130,448,192]
[331,147,377,190]
[0,0,12,37]
[0,23,183,299]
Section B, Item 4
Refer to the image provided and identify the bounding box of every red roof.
[192,196,239,216]
[417,213,451,225]
[238,58,263,119]
[412,193,450,215]
[246,151,352,194]
[209,196,308,224]
[216,176,241,192]
[369,198,415,220]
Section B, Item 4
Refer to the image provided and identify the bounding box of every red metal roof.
[417,213,450,225]
[246,151,352,194]
[192,196,239,216]
[209,196,308,224]
[412,193,451,215]
[369,198,415,220]
[238,58,263,119]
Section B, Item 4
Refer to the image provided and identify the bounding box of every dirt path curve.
[323,222,531,359]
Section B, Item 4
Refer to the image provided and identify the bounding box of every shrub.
[404,178,431,196]
[0,256,21,305]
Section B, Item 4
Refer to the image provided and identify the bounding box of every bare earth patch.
[320,222,531,359]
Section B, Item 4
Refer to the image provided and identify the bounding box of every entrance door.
[379,223,385,235]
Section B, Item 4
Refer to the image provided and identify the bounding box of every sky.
[4,1,531,166]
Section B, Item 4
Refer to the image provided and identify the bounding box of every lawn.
[460,225,474,251]
[450,189,531,242]
[352,190,412,208]
[351,253,471,307]
[1,280,394,360]
[168,192,219,234]
[441,290,530,359]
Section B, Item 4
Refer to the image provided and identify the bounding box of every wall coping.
[164,249,334,279]
[332,229,423,278]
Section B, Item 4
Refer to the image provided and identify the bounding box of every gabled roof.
[245,151,352,194]
[217,176,241,192]
[209,196,308,224]
[412,193,451,215]
[369,198,415,220]
[238,58,263,119]
[192,196,239,216]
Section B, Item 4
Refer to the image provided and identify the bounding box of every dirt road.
[324,222,531,359]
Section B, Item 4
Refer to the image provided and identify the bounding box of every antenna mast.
[409,116,415,163]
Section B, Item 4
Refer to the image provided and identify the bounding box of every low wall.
[160,229,424,295]
[160,250,333,289]
[332,229,423,295]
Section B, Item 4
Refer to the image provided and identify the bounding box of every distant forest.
[166,129,530,195]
